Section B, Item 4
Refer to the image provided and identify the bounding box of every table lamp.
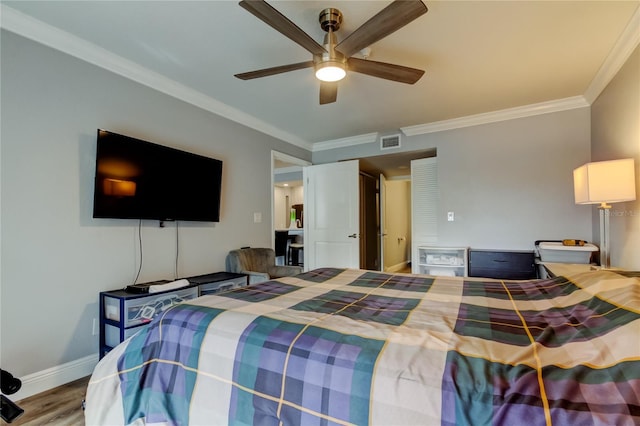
[573,158,636,268]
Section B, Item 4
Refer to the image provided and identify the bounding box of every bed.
[85,268,640,425]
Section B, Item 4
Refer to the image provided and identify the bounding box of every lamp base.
[598,205,611,269]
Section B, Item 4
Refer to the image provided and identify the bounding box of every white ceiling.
[2,1,639,151]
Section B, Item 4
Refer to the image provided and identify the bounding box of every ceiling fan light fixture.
[315,61,346,82]
[237,0,428,103]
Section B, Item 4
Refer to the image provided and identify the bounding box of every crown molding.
[584,5,640,104]
[2,3,637,152]
[401,96,590,137]
[0,4,313,151]
[312,132,379,152]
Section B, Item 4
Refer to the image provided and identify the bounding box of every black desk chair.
[288,242,304,267]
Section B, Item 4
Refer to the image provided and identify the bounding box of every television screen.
[93,129,223,222]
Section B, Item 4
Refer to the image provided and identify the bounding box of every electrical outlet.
[92,318,98,336]
[447,211,455,222]
[253,212,262,223]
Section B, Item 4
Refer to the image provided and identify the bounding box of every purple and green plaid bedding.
[85,268,640,425]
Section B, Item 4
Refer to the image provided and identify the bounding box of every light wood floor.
[3,376,89,426]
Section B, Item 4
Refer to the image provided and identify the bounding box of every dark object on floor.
[0,369,24,423]
[1,395,24,423]
[0,369,21,395]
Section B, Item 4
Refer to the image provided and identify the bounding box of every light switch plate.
[254,212,262,223]
[447,211,455,222]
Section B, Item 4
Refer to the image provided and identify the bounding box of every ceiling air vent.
[381,134,401,150]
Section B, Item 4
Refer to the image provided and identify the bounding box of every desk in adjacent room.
[276,228,303,266]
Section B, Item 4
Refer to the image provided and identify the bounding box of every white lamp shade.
[573,158,636,204]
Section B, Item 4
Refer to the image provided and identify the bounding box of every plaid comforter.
[85,268,640,425]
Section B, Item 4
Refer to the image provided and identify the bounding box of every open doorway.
[358,172,412,272]
[358,149,436,272]
[278,149,435,272]
[271,151,311,265]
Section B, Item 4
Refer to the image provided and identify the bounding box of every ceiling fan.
[235,0,428,105]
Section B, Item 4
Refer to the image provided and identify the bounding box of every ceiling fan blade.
[319,81,338,105]
[235,61,314,80]
[239,0,326,56]
[348,57,424,84]
[335,0,428,58]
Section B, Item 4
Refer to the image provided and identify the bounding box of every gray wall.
[314,108,593,250]
[0,32,310,378]
[591,45,640,269]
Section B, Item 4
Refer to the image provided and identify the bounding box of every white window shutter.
[411,157,438,271]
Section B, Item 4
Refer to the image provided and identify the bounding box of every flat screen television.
[93,129,223,222]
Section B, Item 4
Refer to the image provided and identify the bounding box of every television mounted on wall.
[92,129,223,222]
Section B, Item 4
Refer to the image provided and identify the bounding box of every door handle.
[348,234,358,238]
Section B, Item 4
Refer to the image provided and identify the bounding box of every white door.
[304,160,360,270]
[379,173,387,271]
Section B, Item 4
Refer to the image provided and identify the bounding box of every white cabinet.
[415,246,468,276]
[100,286,199,358]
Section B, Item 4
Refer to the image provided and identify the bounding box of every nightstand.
[468,249,536,280]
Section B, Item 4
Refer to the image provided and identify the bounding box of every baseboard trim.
[385,262,410,273]
[12,354,98,402]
